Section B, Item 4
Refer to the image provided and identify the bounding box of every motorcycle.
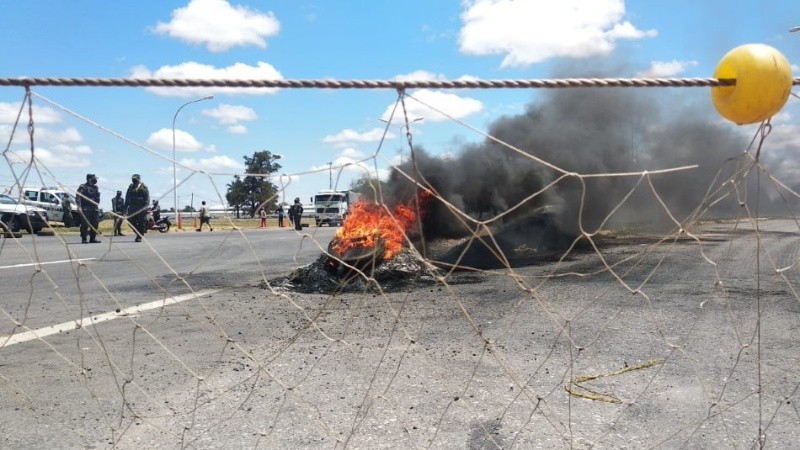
[147,214,171,233]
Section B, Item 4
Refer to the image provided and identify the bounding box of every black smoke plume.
[375,86,785,267]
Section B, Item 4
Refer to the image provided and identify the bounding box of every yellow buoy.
[711,43,793,125]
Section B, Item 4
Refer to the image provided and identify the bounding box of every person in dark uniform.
[276,204,285,227]
[76,173,101,243]
[61,195,73,228]
[291,197,303,231]
[287,204,294,228]
[112,190,125,236]
[125,173,150,242]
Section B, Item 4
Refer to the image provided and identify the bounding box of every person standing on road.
[259,206,267,228]
[276,204,285,227]
[61,194,73,228]
[196,201,213,232]
[112,190,125,236]
[290,197,303,231]
[76,173,101,244]
[125,173,149,242]
[287,204,294,228]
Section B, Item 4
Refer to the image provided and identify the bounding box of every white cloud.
[332,152,376,180]
[340,148,364,159]
[458,0,656,67]
[322,128,389,147]
[273,173,300,190]
[35,127,82,145]
[323,87,479,152]
[394,70,447,82]
[147,128,203,152]
[3,149,27,165]
[227,124,248,134]
[8,144,92,169]
[637,60,698,77]
[38,145,93,168]
[4,125,92,168]
[455,74,482,82]
[383,89,483,123]
[384,72,485,124]
[202,104,257,133]
[153,0,280,52]
[309,148,375,181]
[375,167,392,181]
[180,155,243,173]
[130,61,283,97]
[0,102,62,124]
[761,123,800,149]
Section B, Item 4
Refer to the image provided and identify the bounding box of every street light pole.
[328,162,333,189]
[172,95,213,229]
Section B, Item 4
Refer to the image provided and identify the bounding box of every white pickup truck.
[0,194,48,234]
[20,187,103,223]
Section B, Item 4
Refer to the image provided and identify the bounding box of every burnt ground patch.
[268,248,492,294]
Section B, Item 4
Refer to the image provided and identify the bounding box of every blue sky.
[2,0,800,211]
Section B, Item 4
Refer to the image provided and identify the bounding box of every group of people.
[79,172,151,243]
[109,173,213,238]
[74,172,305,243]
[258,198,303,231]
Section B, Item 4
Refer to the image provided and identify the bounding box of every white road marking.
[0,258,96,270]
[0,288,221,347]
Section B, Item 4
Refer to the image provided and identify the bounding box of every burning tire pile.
[273,196,445,292]
[275,246,441,294]
[271,192,579,293]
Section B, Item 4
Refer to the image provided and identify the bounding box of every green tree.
[225,176,247,219]
[225,150,282,218]
[349,174,387,202]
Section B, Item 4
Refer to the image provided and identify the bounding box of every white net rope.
[1,84,799,449]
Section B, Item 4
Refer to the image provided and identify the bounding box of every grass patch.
[47,217,315,235]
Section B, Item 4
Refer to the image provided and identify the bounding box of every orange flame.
[331,193,428,260]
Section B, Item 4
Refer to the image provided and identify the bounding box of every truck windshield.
[315,194,345,203]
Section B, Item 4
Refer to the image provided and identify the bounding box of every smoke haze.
[375,85,791,265]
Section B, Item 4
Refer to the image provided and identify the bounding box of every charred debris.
[270,244,443,294]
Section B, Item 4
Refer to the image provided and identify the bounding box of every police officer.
[61,195,73,228]
[125,173,150,242]
[76,173,101,243]
[112,190,125,236]
[291,197,303,231]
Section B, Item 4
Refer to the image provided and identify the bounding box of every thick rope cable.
[0,76,758,89]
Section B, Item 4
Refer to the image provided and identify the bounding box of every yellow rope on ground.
[565,359,664,403]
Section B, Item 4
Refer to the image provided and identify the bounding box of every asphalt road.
[0,226,338,331]
[1,219,799,449]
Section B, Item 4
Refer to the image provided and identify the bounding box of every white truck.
[21,187,103,224]
[313,190,361,227]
